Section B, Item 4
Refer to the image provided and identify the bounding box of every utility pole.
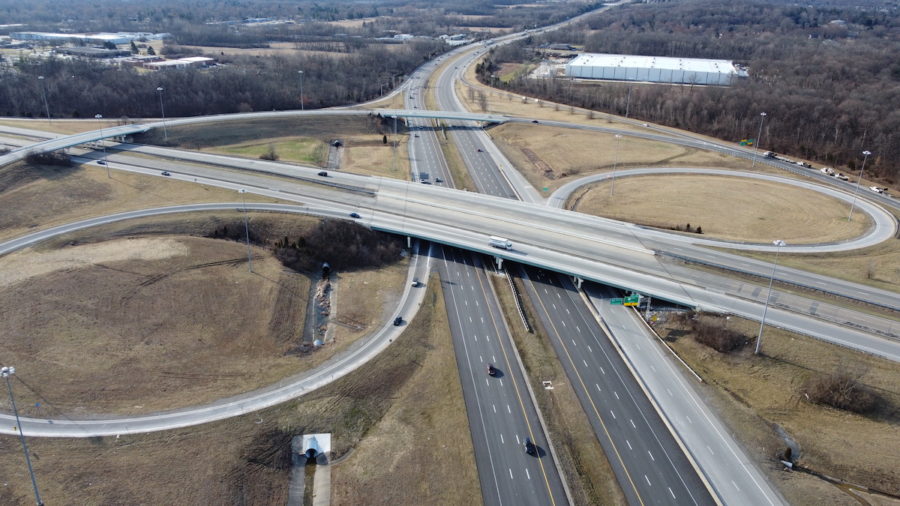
[610,134,622,196]
[848,150,872,221]
[2,367,43,506]
[238,189,253,273]
[298,70,305,111]
[94,114,109,178]
[751,112,767,168]
[755,240,786,355]
[156,86,168,142]
[37,76,50,123]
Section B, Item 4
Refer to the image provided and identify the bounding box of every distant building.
[57,47,131,58]
[11,32,168,45]
[565,53,746,86]
[439,34,472,47]
[144,56,215,70]
[121,55,164,67]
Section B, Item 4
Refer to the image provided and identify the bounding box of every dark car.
[434,177,443,183]
[393,316,403,326]
[524,438,537,456]
[97,160,107,165]
[531,120,539,124]
[476,148,483,152]
[317,171,328,177]
[349,212,360,219]
[487,363,497,376]
[161,171,171,176]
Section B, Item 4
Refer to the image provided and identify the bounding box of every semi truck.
[489,236,513,250]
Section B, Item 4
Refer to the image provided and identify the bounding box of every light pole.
[848,150,872,221]
[297,70,304,111]
[37,76,50,123]
[610,134,622,196]
[751,112,766,168]
[94,113,109,178]
[239,189,253,273]
[755,239,786,355]
[2,367,43,506]
[156,86,168,143]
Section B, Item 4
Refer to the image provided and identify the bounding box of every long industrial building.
[565,53,745,85]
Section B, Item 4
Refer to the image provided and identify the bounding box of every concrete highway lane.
[520,266,715,506]
[585,285,785,506]
[438,248,568,506]
[406,77,570,505]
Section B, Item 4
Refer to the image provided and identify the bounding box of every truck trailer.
[489,236,513,250]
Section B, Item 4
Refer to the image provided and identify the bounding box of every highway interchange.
[0,6,897,506]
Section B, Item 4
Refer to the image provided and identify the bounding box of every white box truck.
[489,236,513,250]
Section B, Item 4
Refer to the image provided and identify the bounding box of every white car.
[836,173,849,181]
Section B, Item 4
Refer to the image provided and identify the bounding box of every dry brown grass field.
[0,162,282,243]
[138,115,388,150]
[0,236,310,415]
[180,42,355,58]
[569,175,870,244]
[733,239,900,293]
[490,123,783,192]
[652,314,900,503]
[0,202,408,415]
[0,119,119,135]
[332,273,482,504]
[0,275,475,505]
[340,134,410,178]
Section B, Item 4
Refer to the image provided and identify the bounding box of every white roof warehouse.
[565,53,746,86]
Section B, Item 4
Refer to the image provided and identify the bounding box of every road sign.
[610,298,624,305]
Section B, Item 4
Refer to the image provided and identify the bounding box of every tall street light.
[755,239,786,355]
[297,70,304,111]
[37,76,50,123]
[609,134,622,196]
[751,112,766,168]
[94,114,110,178]
[239,189,253,273]
[848,150,872,221]
[156,86,168,143]
[2,367,44,506]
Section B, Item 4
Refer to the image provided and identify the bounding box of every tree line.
[0,0,600,42]
[1,40,443,118]
[479,0,900,181]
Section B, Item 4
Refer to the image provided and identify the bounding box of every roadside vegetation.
[477,0,900,183]
[0,0,601,119]
[651,312,900,502]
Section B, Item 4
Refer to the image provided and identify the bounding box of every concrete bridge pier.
[494,256,503,270]
[573,276,583,289]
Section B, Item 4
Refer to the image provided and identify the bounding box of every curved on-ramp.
[0,203,431,437]
[548,168,898,253]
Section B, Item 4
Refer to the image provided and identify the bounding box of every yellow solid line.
[526,274,646,506]
[474,264,558,506]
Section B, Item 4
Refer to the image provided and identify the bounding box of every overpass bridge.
[0,109,507,168]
